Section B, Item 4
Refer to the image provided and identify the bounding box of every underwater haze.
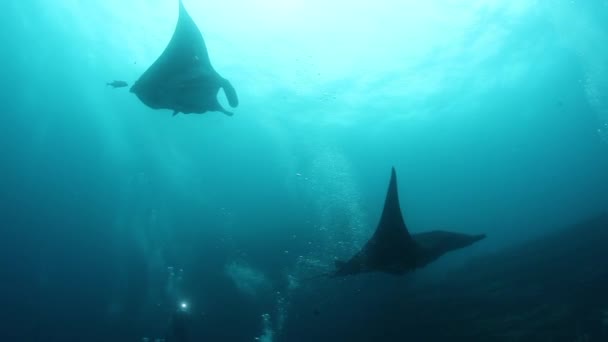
[2,0,608,341]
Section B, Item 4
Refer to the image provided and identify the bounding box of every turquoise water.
[2,0,608,341]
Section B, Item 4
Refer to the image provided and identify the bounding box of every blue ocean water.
[1,0,608,341]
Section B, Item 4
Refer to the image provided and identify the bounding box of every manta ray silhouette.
[131,0,238,116]
[332,167,486,277]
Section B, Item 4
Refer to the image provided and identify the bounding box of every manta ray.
[332,168,486,277]
[131,0,238,116]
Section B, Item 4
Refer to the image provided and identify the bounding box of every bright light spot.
[180,302,188,309]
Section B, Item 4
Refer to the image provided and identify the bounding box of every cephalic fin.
[220,77,239,108]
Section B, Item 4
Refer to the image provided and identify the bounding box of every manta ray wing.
[333,168,420,276]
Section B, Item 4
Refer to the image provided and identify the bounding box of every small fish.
[107,80,129,88]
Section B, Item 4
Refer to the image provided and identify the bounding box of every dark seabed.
[1,0,608,341]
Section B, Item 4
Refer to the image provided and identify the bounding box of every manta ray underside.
[131,0,238,116]
[332,168,486,277]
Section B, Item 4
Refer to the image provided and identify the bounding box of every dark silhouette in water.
[131,0,238,116]
[285,214,608,340]
[107,80,128,88]
[333,167,486,276]
[166,306,191,342]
